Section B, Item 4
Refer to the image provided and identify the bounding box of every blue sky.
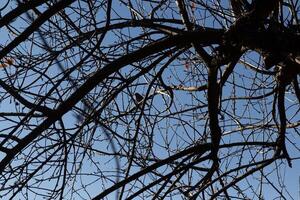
[0,1,299,199]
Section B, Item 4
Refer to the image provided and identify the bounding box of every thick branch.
[0,30,222,174]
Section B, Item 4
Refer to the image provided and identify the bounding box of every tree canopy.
[0,0,299,199]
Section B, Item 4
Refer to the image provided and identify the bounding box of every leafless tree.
[0,0,299,199]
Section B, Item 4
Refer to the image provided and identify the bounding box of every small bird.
[134,92,144,103]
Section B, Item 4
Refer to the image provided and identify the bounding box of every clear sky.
[0,1,299,199]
